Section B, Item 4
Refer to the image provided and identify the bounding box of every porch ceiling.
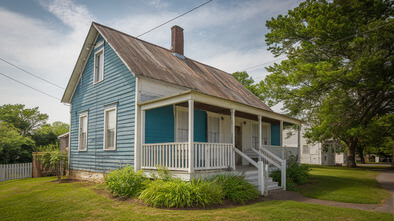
[139,90,301,125]
[176,102,280,124]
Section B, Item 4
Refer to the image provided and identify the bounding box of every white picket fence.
[0,163,32,181]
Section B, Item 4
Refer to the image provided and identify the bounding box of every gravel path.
[266,168,394,214]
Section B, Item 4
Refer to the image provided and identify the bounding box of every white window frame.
[262,122,271,146]
[103,106,117,151]
[78,112,88,151]
[93,47,104,84]
[175,106,188,142]
[251,123,259,149]
[207,112,221,143]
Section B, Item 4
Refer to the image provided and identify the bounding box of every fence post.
[281,160,287,190]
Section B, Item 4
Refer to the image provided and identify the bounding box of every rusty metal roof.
[88,23,272,112]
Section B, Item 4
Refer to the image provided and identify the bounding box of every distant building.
[58,132,69,153]
[283,126,346,165]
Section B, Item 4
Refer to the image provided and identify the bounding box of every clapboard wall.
[70,34,135,173]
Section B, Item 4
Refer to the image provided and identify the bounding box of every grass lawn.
[293,165,391,204]
[0,177,392,220]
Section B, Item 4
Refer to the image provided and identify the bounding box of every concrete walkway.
[266,169,394,214]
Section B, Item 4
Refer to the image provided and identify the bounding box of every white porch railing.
[141,142,234,171]
[193,143,234,170]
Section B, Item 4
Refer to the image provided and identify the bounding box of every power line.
[137,0,213,38]
[0,72,60,101]
[240,20,394,74]
[0,57,65,89]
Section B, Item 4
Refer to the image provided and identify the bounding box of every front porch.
[135,90,301,193]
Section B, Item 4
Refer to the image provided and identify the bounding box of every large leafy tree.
[0,104,48,136]
[31,121,70,147]
[0,122,34,164]
[261,0,393,167]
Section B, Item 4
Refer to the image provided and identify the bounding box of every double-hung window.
[176,109,188,142]
[79,113,88,151]
[104,107,117,150]
[94,48,104,84]
[252,124,259,148]
[207,116,220,143]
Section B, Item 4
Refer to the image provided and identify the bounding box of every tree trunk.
[356,145,365,164]
[346,138,358,167]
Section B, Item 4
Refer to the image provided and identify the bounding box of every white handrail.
[233,147,258,168]
[251,148,280,168]
[260,146,283,163]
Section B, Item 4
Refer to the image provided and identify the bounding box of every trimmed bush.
[105,165,148,197]
[270,164,309,190]
[211,174,260,204]
[139,179,223,208]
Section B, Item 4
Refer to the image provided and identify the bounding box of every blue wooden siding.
[69,34,136,173]
[271,124,280,146]
[194,109,207,142]
[145,105,174,143]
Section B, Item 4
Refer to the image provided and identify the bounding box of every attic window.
[94,48,104,84]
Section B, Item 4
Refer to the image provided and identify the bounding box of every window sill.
[93,79,104,85]
[103,148,116,151]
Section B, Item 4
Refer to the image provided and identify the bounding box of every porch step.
[243,170,281,191]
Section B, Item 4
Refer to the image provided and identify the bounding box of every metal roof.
[62,22,272,112]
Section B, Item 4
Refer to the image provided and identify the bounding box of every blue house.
[61,22,301,193]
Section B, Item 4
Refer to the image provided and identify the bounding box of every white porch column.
[188,99,194,173]
[298,124,301,164]
[231,109,235,170]
[280,120,284,159]
[258,115,262,161]
[134,105,141,171]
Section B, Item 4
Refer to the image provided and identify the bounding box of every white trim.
[134,77,141,171]
[94,40,104,49]
[188,99,194,173]
[93,47,104,85]
[78,111,88,151]
[175,106,188,142]
[103,106,117,151]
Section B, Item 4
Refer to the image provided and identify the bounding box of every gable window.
[208,116,220,143]
[104,107,117,150]
[94,48,104,84]
[79,112,88,151]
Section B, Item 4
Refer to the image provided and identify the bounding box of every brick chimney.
[171,25,184,55]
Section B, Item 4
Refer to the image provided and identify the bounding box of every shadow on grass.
[293,167,390,204]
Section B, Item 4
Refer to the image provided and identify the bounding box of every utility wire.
[0,72,60,101]
[0,57,65,89]
[137,0,213,37]
[240,20,394,74]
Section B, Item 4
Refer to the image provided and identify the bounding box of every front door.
[235,126,242,165]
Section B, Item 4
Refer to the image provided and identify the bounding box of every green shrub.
[105,165,148,197]
[270,164,309,190]
[151,165,174,181]
[210,174,260,204]
[139,179,223,208]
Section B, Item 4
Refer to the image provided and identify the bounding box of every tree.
[0,104,48,136]
[0,122,34,164]
[31,121,69,147]
[261,0,393,167]
[231,72,263,100]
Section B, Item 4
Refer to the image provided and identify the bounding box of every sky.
[0,0,303,124]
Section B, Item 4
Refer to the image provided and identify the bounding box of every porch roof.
[138,90,302,125]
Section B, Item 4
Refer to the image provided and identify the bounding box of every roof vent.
[171,25,184,56]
